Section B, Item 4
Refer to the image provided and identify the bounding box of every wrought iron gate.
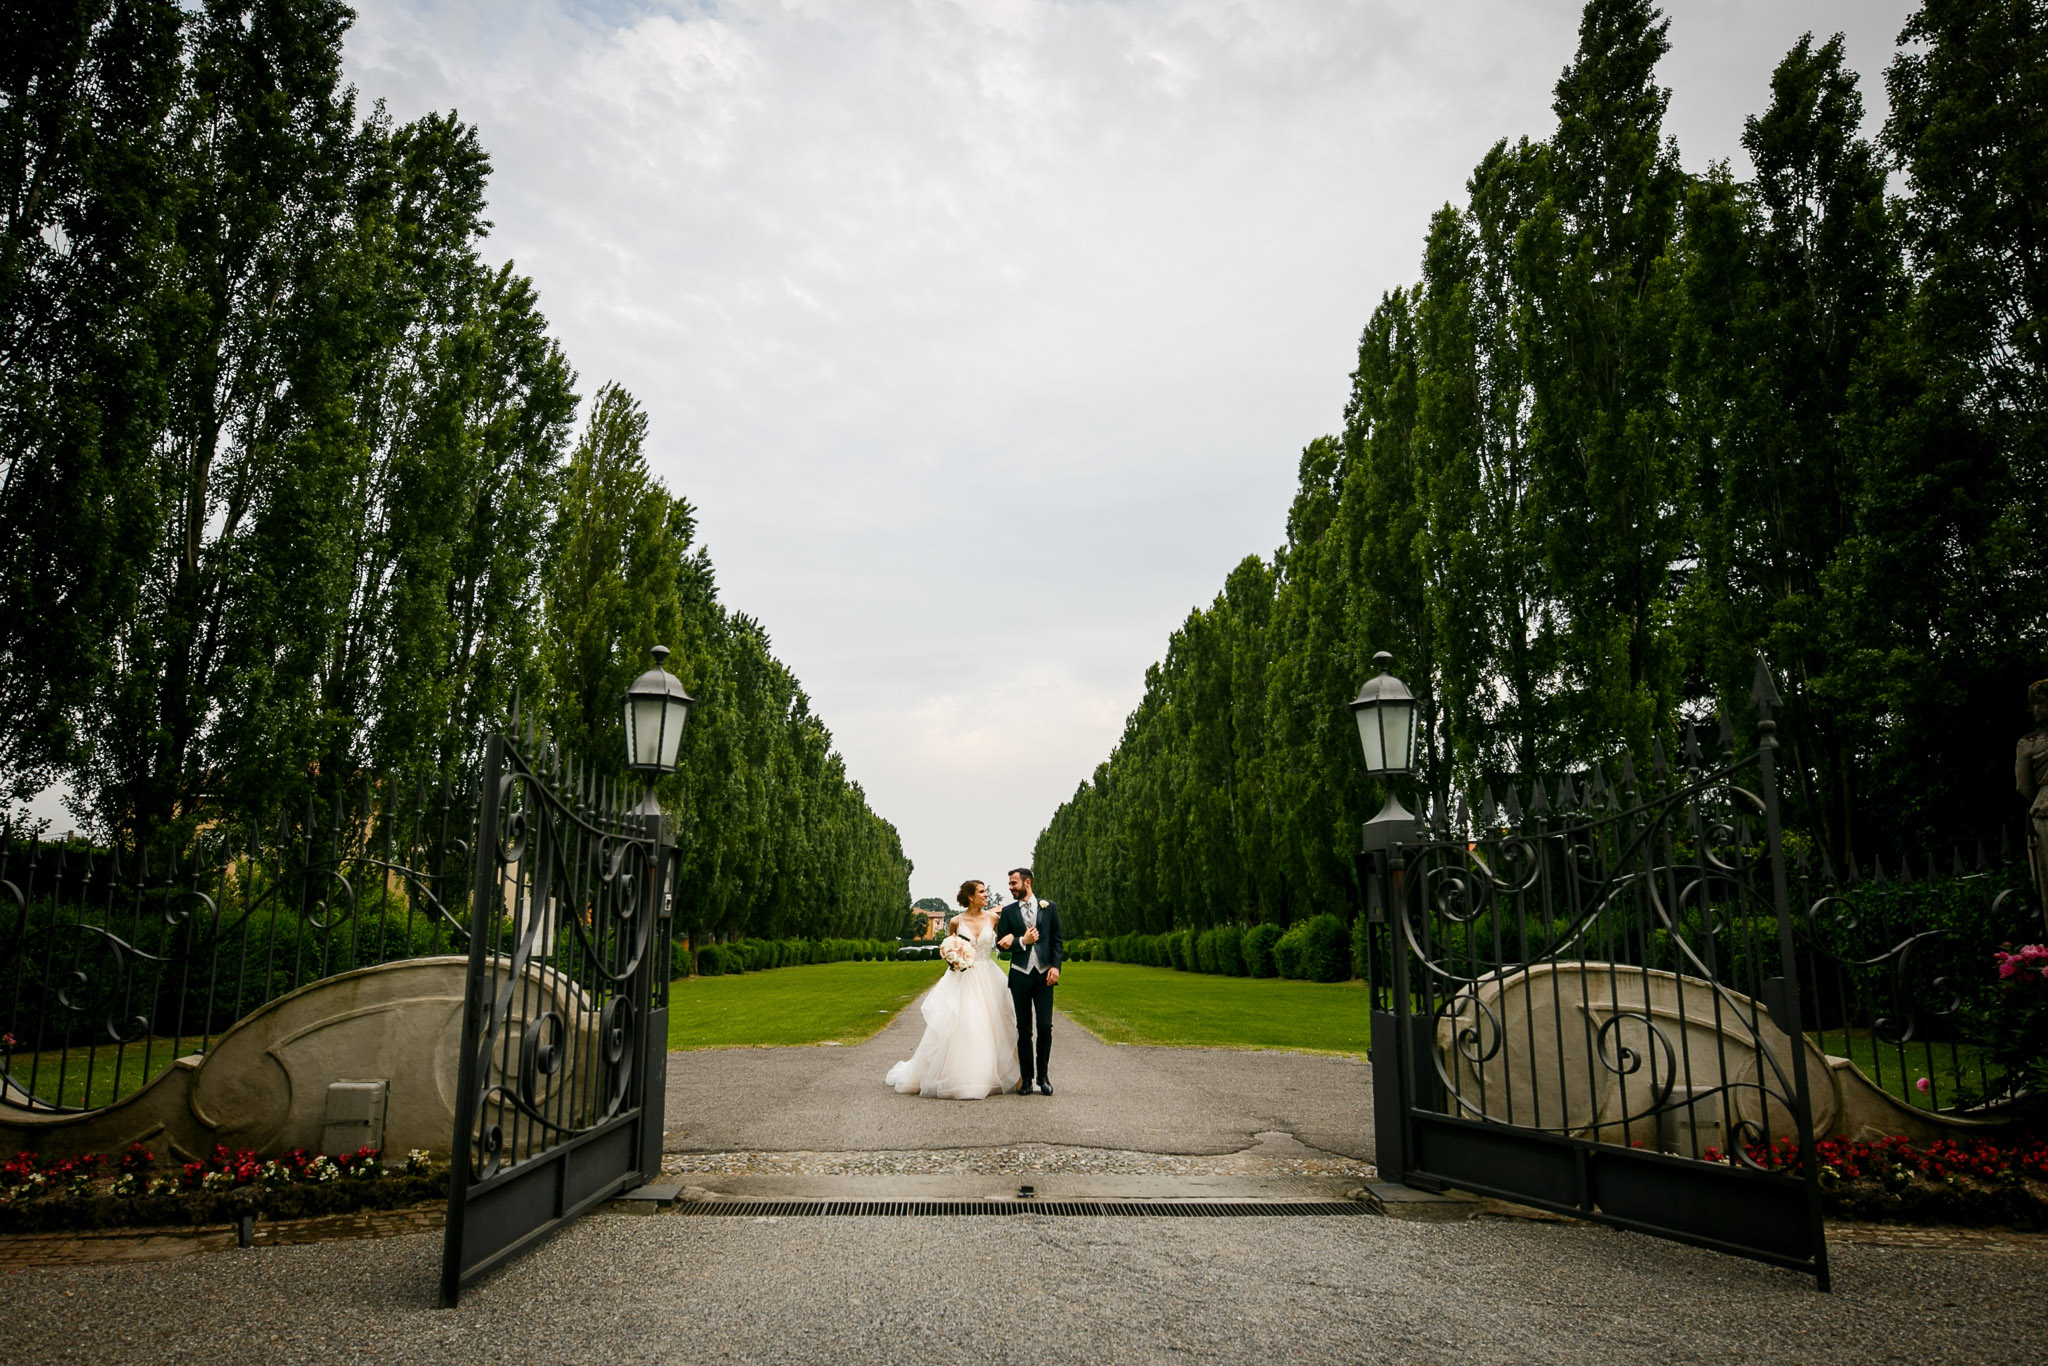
[1365,670,1830,1287]
[441,731,674,1306]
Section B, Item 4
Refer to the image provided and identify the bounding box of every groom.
[994,866,1062,1096]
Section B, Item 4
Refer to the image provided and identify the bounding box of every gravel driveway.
[5,1208,2042,1365]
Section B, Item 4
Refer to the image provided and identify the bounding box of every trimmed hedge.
[1274,914,1349,982]
[1097,920,1350,981]
[1213,926,1246,976]
[1196,926,1246,977]
[1243,923,1281,978]
[675,937,903,977]
[1302,914,1351,982]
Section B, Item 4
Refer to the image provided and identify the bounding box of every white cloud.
[344,0,1914,898]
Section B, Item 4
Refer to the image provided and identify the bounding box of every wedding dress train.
[884,922,1020,1099]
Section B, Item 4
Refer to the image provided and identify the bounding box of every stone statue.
[2019,679,2048,921]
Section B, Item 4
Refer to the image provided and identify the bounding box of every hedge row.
[1077,915,1353,983]
[674,937,904,978]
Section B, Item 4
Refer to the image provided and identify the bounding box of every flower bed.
[1700,1134,2048,1230]
[0,1143,447,1234]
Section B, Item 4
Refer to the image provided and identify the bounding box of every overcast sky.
[313,0,1918,903]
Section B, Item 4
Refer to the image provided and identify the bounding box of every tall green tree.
[1519,0,1687,756]
[541,382,688,772]
[1040,1,2046,937]
[1672,33,1903,859]
[83,0,363,834]
[0,1,911,940]
[0,0,183,804]
[1849,0,2048,839]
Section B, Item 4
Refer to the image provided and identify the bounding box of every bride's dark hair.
[955,879,984,908]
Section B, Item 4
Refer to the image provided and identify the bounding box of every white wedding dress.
[884,920,1021,1100]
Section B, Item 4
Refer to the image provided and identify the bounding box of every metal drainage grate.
[677,1200,1371,1218]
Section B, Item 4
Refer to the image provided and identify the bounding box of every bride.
[884,879,1021,1099]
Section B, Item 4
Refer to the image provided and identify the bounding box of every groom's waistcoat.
[997,898,1062,974]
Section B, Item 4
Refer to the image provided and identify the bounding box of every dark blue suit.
[993,898,1063,1087]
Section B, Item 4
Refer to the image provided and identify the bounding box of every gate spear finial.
[1749,654,1783,718]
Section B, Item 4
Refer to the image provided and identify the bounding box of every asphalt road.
[663,998,1375,1160]
[6,1209,2042,1365]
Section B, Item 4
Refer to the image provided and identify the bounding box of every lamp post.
[621,644,691,1182]
[1351,651,1419,1186]
[1351,651,1419,852]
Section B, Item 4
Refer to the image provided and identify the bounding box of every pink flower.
[1915,1077,1931,1093]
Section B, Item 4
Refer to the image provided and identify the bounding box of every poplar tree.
[1037,1,2045,935]
[0,0,183,805]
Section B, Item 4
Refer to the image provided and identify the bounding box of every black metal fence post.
[440,735,503,1309]
[1362,844,1405,1184]
[1752,660,1832,1292]
[638,805,673,1184]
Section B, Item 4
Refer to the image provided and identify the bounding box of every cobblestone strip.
[0,1204,446,1269]
[658,1142,1379,1179]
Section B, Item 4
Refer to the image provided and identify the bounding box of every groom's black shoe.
[1036,1079,1053,1096]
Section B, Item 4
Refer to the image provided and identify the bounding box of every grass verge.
[1808,1027,2004,1110]
[666,959,937,1049]
[2,1040,197,1110]
[1053,961,1374,1055]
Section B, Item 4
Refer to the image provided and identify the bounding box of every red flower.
[1724,1132,2047,1183]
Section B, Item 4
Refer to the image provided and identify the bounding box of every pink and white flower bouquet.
[939,935,975,972]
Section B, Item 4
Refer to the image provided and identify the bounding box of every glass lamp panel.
[1386,699,1417,772]
[1354,705,1386,772]
[658,698,689,768]
[629,695,667,768]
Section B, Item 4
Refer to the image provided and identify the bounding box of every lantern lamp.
[623,645,694,776]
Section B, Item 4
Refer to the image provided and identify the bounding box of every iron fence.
[1788,830,2037,1118]
[1361,748,2042,1134]
[441,729,672,1305]
[1363,695,1833,1282]
[1,780,477,1114]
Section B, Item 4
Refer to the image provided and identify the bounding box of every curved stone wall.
[1433,961,2003,1150]
[0,956,563,1163]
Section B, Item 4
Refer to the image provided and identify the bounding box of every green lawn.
[663,959,1378,1055]
[666,960,938,1049]
[1809,1027,2004,1111]
[3,1039,196,1110]
[1053,961,1375,1056]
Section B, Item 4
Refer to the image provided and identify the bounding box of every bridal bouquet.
[939,936,974,972]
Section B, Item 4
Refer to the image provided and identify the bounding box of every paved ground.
[663,1005,1375,1160]
[4,1206,2044,1364]
[6,1009,2043,1363]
